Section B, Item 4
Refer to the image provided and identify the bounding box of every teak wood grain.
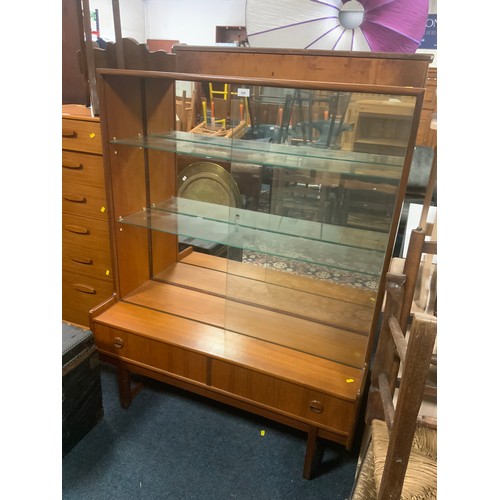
[173,46,432,88]
[124,278,368,367]
[62,106,114,327]
[93,48,431,475]
[62,117,102,155]
[156,260,374,332]
[62,150,105,187]
[177,251,377,307]
[92,300,362,401]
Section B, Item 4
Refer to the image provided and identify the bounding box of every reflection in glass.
[115,79,417,360]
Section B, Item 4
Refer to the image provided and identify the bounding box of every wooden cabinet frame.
[91,47,431,479]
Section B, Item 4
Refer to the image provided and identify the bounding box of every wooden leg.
[117,362,144,409]
[117,362,132,409]
[303,426,319,480]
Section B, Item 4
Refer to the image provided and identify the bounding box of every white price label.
[237,88,250,97]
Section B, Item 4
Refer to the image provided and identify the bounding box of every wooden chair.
[176,87,197,132]
[351,272,437,499]
[337,174,399,232]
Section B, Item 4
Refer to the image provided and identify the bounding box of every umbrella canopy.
[246,0,428,53]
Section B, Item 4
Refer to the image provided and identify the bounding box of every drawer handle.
[63,193,87,203]
[62,128,78,138]
[65,224,89,235]
[71,256,93,265]
[309,400,324,414]
[62,162,83,170]
[72,283,96,294]
[113,337,124,349]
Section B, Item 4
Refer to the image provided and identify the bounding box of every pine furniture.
[62,104,114,327]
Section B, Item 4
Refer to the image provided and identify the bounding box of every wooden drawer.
[62,213,110,251]
[211,360,355,434]
[63,242,112,282]
[62,118,102,154]
[62,271,114,327]
[62,181,107,219]
[93,326,151,363]
[211,360,276,406]
[62,150,104,187]
[93,325,208,383]
[274,379,355,432]
[150,338,207,383]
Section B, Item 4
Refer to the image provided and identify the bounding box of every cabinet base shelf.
[91,296,365,454]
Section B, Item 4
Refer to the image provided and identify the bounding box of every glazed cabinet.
[91,47,431,478]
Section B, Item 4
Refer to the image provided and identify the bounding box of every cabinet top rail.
[96,69,426,97]
[171,45,434,63]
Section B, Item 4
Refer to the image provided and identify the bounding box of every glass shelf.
[155,197,388,252]
[110,131,404,179]
[118,198,386,276]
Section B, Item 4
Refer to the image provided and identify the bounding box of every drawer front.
[274,380,355,432]
[62,118,102,154]
[62,213,110,251]
[150,339,207,383]
[62,150,104,187]
[211,360,275,406]
[93,326,207,384]
[62,180,107,219]
[62,272,114,327]
[211,360,354,434]
[94,327,151,363]
[62,242,112,282]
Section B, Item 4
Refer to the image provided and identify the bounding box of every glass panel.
[118,77,417,365]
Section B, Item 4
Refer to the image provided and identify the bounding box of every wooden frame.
[91,47,432,479]
[353,272,437,499]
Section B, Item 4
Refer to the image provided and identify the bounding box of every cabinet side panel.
[100,75,151,296]
[144,78,178,274]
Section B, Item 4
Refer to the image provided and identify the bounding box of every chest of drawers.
[62,105,113,327]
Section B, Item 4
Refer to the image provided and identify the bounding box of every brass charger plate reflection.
[177,162,242,208]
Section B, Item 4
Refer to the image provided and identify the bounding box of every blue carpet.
[63,363,358,499]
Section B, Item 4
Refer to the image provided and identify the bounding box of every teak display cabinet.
[91,47,431,478]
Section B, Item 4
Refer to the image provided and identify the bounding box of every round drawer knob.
[309,400,324,414]
[113,337,124,349]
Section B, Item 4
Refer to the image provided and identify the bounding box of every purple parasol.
[246,0,428,53]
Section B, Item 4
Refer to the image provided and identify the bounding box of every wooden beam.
[112,0,125,68]
[81,0,99,114]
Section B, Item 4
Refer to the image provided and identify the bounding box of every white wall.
[89,0,436,61]
[416,0,437,67]
[90,0,147,42]
[145,0,246,45]
[88,0,247,45]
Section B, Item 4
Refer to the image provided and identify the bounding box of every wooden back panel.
[173,46,432,88]
[94,37,176,72]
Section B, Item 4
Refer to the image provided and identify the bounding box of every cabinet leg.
[303,426,319,480]
[117,363,132,409]
[117,363,144,409]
